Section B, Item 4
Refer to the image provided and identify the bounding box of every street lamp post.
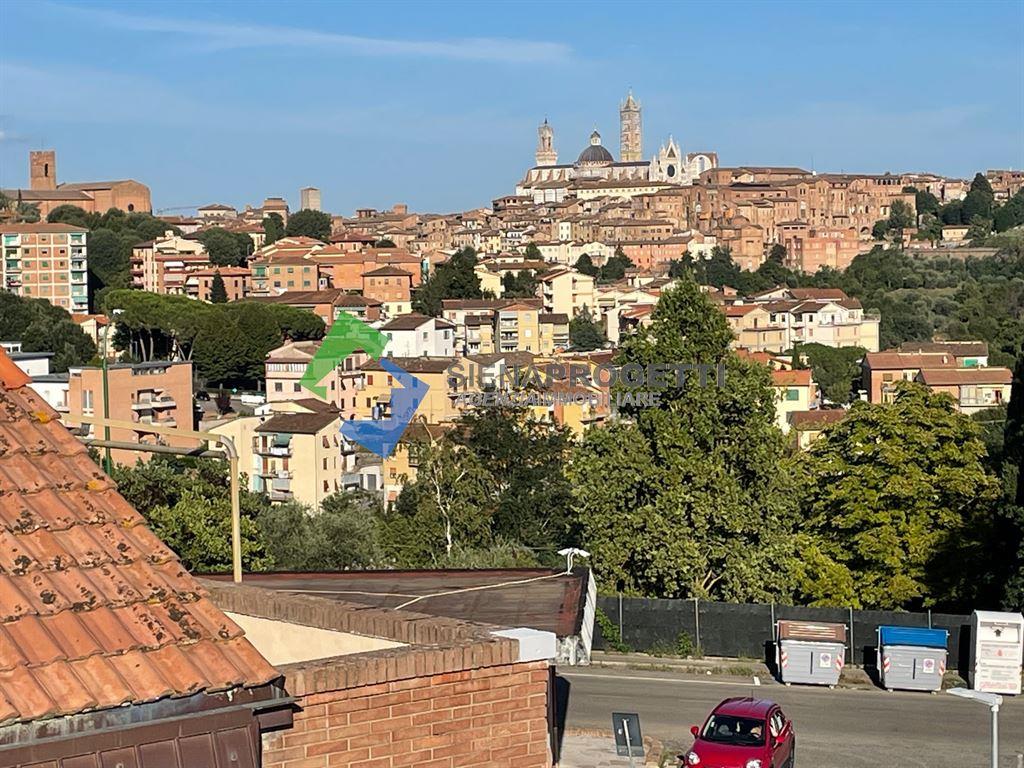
[101,319,112,475]
[948,688,1002,768]
[100,308,123,475]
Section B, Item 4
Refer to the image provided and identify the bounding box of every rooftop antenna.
[558,547,590,575]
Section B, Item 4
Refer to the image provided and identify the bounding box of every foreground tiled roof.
[0,351,279,726]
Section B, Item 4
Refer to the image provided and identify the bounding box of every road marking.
[562,671,759,688]
[753,676,761,686]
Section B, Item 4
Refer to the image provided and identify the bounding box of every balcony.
[256,440,292,457]
[268,488,294,502]
[132,394,176,410]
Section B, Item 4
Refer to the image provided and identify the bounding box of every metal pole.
[230,455,241,583]
[694,598,701,653]
[849,606,855,666]
[66,413,242,582]
[101,324,112,475]
[928,609,932,629]
[622,717,636,768]
[618,592,623,642]
[991,703,999,768]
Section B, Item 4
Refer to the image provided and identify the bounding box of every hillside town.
[2,91,1021,510]
[2,36,1024,764]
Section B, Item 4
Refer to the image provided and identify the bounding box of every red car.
[681,697,795,768]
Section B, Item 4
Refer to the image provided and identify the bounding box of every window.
[323,481,329,492]
[274,382,283,392]
[323,458,328,470]
[785,388,800,401]
[293,383,301,392]
[82,389,94,413]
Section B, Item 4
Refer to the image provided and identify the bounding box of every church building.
[517,91,718,194]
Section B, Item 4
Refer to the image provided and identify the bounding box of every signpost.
[612,712,644,767]
[948,688,1002,768]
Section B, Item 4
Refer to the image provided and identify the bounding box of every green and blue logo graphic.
[301,313,428,458]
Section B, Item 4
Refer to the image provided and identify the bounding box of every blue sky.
[1,0,1022,214]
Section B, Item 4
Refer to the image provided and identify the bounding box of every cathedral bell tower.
[619,90,642,163]
[535,119,558,167]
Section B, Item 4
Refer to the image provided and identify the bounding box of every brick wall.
[263,660,551,768]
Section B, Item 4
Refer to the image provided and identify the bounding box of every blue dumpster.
[878,626,948,692]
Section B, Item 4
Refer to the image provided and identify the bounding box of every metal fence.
[596,595,971,669]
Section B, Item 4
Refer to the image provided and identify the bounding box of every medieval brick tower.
[619,90,642,163]
[535,118,557,166]
[30,150,57,191]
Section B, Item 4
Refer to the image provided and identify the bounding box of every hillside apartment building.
[1,222,89,313]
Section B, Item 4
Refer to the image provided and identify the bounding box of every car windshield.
[701,715,766,746]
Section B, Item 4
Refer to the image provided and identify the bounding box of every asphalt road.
[557,667,1024,767]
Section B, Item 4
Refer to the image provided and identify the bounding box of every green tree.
[524,242,542,260]
[285,209,332,240]
[599,247,634,283]
[768,243,788,263]
[941,200,965,225]
[47,204,98,228]
[232,231,255,260]
[257,491,383,570]
[453,408,576,553]
[887,200,915,244]
[113,457,273,573]
[86,229,133,293]
[993,190,1024,233]
[574,253,599,278]
[962,172,995,223]
[192,314,252,387]
[569,275,802,600]
[798,384,1001,608]
[263,213,285,245]
[569,307,606,351]
[501,270,538,299]
[412,247,483,316]
[382,440,494,566]
[794,342,865,404]
[385,409,574,566]
[914,189,941,217]
[0,292,96,371]
[374,238,396,248]
[209,270,228,303]
[197,227,242,267]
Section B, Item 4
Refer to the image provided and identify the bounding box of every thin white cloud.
[60,4,572,63]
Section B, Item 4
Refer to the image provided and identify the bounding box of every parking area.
[558,667,1024,767]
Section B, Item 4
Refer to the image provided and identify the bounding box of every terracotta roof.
[772,369,813,386]
[246,290,342,305]
[363,265,413,278]
[255,410,340,435]
[361,357,455,374]
[899,341,989,358]
[539,313,569,324]
[0,223,88,234]
[917,367,1012,386]
[864,351,956,369]
[380,314,434,331]
[0,349,279,726]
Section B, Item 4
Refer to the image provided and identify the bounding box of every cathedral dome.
[576,130,614,166]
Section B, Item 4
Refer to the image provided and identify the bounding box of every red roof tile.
[0,347,279,726]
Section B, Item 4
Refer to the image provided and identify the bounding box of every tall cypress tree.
[209,270,228,304]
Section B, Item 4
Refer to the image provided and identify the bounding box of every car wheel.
[786,742,796,768]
